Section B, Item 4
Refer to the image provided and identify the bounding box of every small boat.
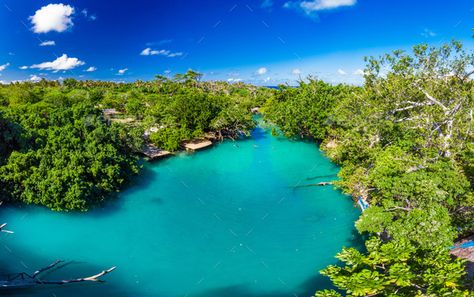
[357,197,370,211]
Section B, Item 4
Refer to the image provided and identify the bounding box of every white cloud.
[227,78,243,83]
[285,0,356,15]
[39,40,55,46]
[292,68,302,75]
[30,4,74,33]
[30,54,85,72]
[304,0,356,11]
[353,69,365,76]
[30,75,42,82]
[140,48,154,55]
[140,48,183,58]
[0,80,7,84]
[421,28,436,38]
[338,69,347,75]
[81,9,96,21]
[0,63,10,71]
[19,66,28,70]
[85,66,97,72]
[117,68,128,75]
[257,67,268,75]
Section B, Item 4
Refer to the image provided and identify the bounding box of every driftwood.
[293,181,334,189]
[0,260,116,289]
[1,202,115,289]
[305,174,338,181]
[0,202,13,234]
[0,223,13,234]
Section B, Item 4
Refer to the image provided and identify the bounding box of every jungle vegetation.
[262,41,474,296]
[0,73,271,210]
[0,42,472,296]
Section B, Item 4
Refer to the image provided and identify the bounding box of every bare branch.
[0,263,116,289]
[419,88,448,111]
[393,101,434,113]
[37,266,116,285]
[0,223,14,234]
[463,69,474,81]
[394,115,424,123]
[32,260,63,278]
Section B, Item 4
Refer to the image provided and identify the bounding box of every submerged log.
[293,181,334,189]
[305,174,338,181]
[0,223,13,234]
[0,202,13,234]
[0,260,116,289]
[316,181,334,186]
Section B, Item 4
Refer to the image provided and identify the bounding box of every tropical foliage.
[262,42,474,296]
[0,71,269,210]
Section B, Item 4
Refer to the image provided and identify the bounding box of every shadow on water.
[348,228,366,251]
[121,163,161,194]
[85,165,160,218]
[250,126,267,141]
[193,273,334,297]
[0,163,164,220]
[305,174,338,181]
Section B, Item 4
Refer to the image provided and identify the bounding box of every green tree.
[315,237,469,297]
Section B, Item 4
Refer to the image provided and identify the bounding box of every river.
[0,124,360,297]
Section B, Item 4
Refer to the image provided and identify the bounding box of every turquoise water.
[0,125,360,297]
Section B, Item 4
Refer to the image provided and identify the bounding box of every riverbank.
[0,75,272,211]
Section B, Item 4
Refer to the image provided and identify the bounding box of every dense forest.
[0,42,473,296]
[0,72,272,210]
[263,42,474,296]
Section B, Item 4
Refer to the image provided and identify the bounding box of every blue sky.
[1,0,473,85]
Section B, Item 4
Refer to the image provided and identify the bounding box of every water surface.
[0,125,360,297]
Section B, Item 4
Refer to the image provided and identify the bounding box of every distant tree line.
[0,72,272,210]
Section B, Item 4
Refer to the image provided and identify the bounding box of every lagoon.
[0,124,360,297]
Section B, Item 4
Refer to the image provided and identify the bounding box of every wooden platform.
[204,132,217,140]
[185,140,213,151]
[142,144,171,160]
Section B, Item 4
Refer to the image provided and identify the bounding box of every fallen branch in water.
[38,265,117,285]
[0,223,13,234]
[0,202,13,234]
[0,261,116,289]
[305,174,338,181]
[293,181,334,188]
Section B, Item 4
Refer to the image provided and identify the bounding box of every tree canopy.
[262,42,474,296]
[0,71,269,210]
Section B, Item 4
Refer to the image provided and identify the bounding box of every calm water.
[0,124,360,297]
